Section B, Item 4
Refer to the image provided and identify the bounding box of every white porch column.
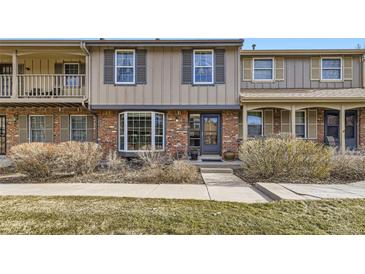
[11,50,18,98]
[291,105,296,138]
[242,104,248,142]
[340,105,346,154]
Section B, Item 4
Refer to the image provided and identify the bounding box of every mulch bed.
[0,170,204,185]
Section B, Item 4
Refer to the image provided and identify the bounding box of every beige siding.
[241,55,362,89]
[90,46,240,106]
[0,54,84,74]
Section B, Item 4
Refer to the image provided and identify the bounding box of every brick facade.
[221,110,239,158]
[165,110,189,158]
[96,110,118,154]
[1,107,94,154]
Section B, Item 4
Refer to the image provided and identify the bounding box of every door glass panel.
[345,114,356,139]
[203,117,218,145]
[189,114,201,147]
[327,126,339,138]
[327,114,339,126]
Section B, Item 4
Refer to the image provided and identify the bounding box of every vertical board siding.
[90,46,239,106]
[241,55,362,89]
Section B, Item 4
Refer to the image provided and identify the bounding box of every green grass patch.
[0,196,364,234]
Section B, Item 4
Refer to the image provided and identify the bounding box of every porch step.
[200,168,233,174]
[200,154,222,162]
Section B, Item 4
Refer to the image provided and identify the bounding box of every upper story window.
[64,63,80,87]
[115,49,135,84]
[193,50,214,84]
[253,58,274,81]
[321,58,342,80]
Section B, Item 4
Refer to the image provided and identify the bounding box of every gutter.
[80,42,91,110]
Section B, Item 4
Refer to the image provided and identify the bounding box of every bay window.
[321,58,342,80]
[115,49,135,84]
[119,112,165,152]
[193,50,214,84]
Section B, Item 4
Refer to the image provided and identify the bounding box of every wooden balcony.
[0,74,86,105]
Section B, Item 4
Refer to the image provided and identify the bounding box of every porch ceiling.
[240,88,365,103]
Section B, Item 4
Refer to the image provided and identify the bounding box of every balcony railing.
[0,74,86,98]
[0,75,12,97]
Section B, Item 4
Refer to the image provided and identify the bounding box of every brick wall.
[165,110,189,159]
[358,108,365,149]
[221,110,239,158]
[96,110,118,154]
[1,106,93,154]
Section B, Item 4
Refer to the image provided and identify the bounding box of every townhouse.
[0,39,364,159]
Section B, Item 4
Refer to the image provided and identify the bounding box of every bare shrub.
[56,142,103,175]
[238,137,333,182]
[138,150,172,168]
[331,151,365,180]
[105,150,127,172]
[9,143,59,177]
[162,160,200,183]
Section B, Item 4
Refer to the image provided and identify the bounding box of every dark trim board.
[90,104,241,110]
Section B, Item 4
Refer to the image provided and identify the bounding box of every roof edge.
[241,49,365,56]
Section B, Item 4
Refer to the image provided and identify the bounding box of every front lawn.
[0,196,364,234]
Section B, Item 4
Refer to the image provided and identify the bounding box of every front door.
[0,116,6,155]
[324,110,357,149]
[201,114,221,155]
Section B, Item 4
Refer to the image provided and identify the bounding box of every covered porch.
[240,88,365,153]
[0,43,89,103]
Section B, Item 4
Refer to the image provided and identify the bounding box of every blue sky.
[243,38,365,50]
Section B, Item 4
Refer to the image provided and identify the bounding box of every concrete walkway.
[256,181,365,200]
[201,168,269,203]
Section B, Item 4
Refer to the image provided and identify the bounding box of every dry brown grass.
[238,137,333,182]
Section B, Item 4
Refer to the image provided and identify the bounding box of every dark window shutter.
[17,64,25,74]
[54,63,63,74]
[136,49,147,84]
[18,115,28,144]
[86,115,95,142]
[182,49,193,84]
[104,49,115,84]
[215,49,225,84]
[60,115,70,142]
[44,115,54,143]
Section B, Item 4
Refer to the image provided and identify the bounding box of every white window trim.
[118,111,165,152]
[295,110,307,139]
[193,49,214,85]
[64,63,80,87]
[29,115,46,143]
[247,110,263,137]
[115,49,136,85]
[321,57,343,81]
[253,57,275,82]
[69,115,87,141]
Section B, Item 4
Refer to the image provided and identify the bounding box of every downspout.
[80,42,91,110]
[363,55,365,88]
[80,42,99,144]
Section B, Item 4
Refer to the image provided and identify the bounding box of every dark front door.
[201,114,221,155]
[324,110,357,149]
[0,116,6,155]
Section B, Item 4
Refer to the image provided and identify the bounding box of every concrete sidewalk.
[256,181,365,200]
